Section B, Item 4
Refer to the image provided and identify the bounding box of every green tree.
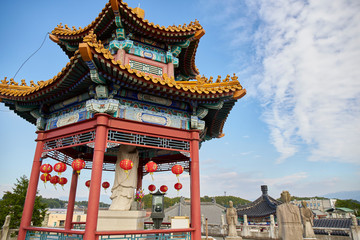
[335,199,360,216]
[0,175,47,229]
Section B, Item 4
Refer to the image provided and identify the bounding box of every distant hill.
[40,197,110,209]
[322,191,360,202]
[40,195,250,209]
[201,195,251,207]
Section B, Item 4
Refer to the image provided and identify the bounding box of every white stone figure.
[276,191,303,240]
[352,214,358,226]
[301,201,316,239]
[109,145,139,210]
[350,214,360,240]
[226,201,242,239]
[269,214,276,239]
[1,215,11,240]
[221,214,226,235]
[242,214,250,237]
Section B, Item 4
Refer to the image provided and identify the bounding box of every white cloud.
[199,167,310,200]
[254,0,360,163]
[0,184,13,199]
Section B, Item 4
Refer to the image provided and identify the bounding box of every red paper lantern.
[171,165,184,178]
[54,162,67,175]
[72,158,85,174]
[120,159,133,176]
[160,185,168,193]
[148,184,156,193]
[40,173,51,183]
[85,180,91,189]
[50,175,60,189]
[174,182,183,192]
[59,177,68,190]
[59,177,68,186]
[102,182,110,193]
[40,164,53,178]
[145,161,157,180]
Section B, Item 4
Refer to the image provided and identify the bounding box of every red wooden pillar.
[18,131,45,240]
[83,114,109,240]
[137,162,143,191]
[190,130,201,240]
[65,170,78,230]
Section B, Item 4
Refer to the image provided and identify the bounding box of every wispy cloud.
[254,0,360,164]
[204,0,360,164]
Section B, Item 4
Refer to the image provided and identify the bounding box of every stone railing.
[202,222,359,240]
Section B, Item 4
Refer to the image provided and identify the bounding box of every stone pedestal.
[97,210,146,231]
[225,236,242,240]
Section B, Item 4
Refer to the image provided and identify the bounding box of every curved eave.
[50,0,204,58]
[237,196,281,218]
[84,40,245,102]
[177,39,200,79]
[0,52,92,105]
[0,40,246,129]
[0,42,245,104]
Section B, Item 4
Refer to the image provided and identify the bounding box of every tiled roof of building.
[314,218,359,228]
[237,185,281,218]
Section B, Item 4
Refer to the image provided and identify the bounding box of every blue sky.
[0,0,359,203]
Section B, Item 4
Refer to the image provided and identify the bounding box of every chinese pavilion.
[237,185,281,223]
[0,1,246,240]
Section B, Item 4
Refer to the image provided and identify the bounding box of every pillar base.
[97,210,146,231]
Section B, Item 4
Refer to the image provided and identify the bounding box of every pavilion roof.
[0,34,244,102]
[0,32,246,140]
[237,186,281,218]
[50,0,205,79]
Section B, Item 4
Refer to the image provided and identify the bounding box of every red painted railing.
[24,226,84,235]
[95,227,195,236]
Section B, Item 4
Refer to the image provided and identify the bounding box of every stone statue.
[276,191,303,240]
[269,214,276,239]
[301,201,316,238]
[226,201,242,239]
[352,214,358,226]
[1,215,11,240]
[109,145,139,210]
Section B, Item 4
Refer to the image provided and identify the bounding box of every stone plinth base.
[97,210,146,231]
[225,236,243,240]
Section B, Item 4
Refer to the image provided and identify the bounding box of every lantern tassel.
[43,182,46,189]
[61,185,65,191]
[150,172,154,181]
[53,184,57,190]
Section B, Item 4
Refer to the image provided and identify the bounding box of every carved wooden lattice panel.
[108,130,190,151]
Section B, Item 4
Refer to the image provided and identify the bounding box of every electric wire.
[12,32,49,80]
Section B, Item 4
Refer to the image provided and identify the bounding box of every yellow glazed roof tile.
[51,1,203,37]
[1,33,245,101]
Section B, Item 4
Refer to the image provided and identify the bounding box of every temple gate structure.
[0,1,246,240]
